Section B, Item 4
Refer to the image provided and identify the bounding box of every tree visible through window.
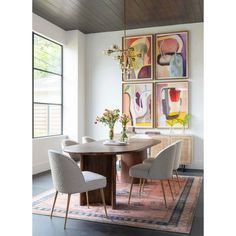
[33,33,63,138]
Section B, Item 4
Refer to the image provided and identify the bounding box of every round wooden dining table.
[64,138,161,209]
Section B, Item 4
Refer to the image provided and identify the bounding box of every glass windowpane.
[34,70,61,104]
[34,104,48,137]
[49,105,61,136]
[34,34,61,74]
[34,104,61,137]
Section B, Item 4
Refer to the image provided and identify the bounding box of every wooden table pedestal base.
[120,150,147,184]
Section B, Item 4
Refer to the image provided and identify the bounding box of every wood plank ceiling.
[33,0,203,34]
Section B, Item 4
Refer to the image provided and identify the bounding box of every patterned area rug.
[33,176,202,234]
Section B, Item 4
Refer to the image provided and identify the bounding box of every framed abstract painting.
[156,31,188,80]
[123,34,153,81]
[122,83,153,128]
[155,81,189,128]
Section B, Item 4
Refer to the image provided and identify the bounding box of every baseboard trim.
[177,168,203,172]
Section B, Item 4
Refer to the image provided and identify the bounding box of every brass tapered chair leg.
[160,180,167,208]
[86,192,89,208]
[171,175,177,195]
[175,170,181,188]
[142,178,146,192]
[50,191,58,218]
[139,178,142,195]
[167,179,175,200]
[100,188,108,218]
[128,177,134,204]
[64,194,71,229]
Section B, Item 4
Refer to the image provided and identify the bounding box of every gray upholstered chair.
[128,143,176,207]
[82,136,96,144]
[48,150,108,229]
[143,140,182,187]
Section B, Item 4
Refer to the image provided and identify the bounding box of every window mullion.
[33,67,62,77]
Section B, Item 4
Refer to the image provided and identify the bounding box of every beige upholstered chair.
[61,139,78,151]
[82,136,96,144]
[143,140,182,187]
[48,150,108,229]
[61,139,80,162]
[128,143,176,207]
[172,141,182,187]
[81,136,122,182]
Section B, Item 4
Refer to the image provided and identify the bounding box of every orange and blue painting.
[156,31,188,79]
[123,83,153,127]
[123,35,153,81]
[155,82,189,128]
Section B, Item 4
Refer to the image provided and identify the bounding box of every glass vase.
[120,126,128,142]
[109,126,114,141]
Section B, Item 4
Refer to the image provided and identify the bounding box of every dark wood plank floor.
[32,169,203,236]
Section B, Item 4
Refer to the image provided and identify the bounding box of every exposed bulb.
[128,47,134,52]
[111,44,119,50]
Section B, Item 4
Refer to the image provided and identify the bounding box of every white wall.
[85,23,203,169]
[32,135,67,174]
[33,14,66,45]
[63,30,86,142]
[32,14,86,174]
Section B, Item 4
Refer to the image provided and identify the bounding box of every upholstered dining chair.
[128,143,176,207]
[172,141,182,187]
[61,139,78,151]
[48,150,108,229]
[81,136,120,181]
[143,140,182,188]
[82,136,96,144]
[61,139,80,162]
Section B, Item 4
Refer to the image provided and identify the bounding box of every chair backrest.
[148,142,176,180]
[61,139,78,151]
[172,140,182,170]
[48,150,86,194]
[82,136,96,144]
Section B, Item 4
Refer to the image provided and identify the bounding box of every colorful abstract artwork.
[123,35,153,81]
[155,82,189,128]
[123,83,153,127]
[156,32,188,79]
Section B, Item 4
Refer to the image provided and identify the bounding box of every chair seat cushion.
[82,171,107,191]
[143,158,155,164]
[129,163,151,178]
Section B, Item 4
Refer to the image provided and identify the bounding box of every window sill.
[32,134,67,140]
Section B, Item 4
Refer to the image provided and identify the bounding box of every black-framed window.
[33,33,63,138]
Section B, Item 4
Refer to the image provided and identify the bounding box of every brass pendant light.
[103,0,141,80]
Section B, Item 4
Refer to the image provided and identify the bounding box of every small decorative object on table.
[166,119,178,134]
[103,140,127,146]
[95,109,120,141]
[119,113,130,142]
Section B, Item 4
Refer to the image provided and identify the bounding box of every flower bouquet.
[95,109,120,141]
